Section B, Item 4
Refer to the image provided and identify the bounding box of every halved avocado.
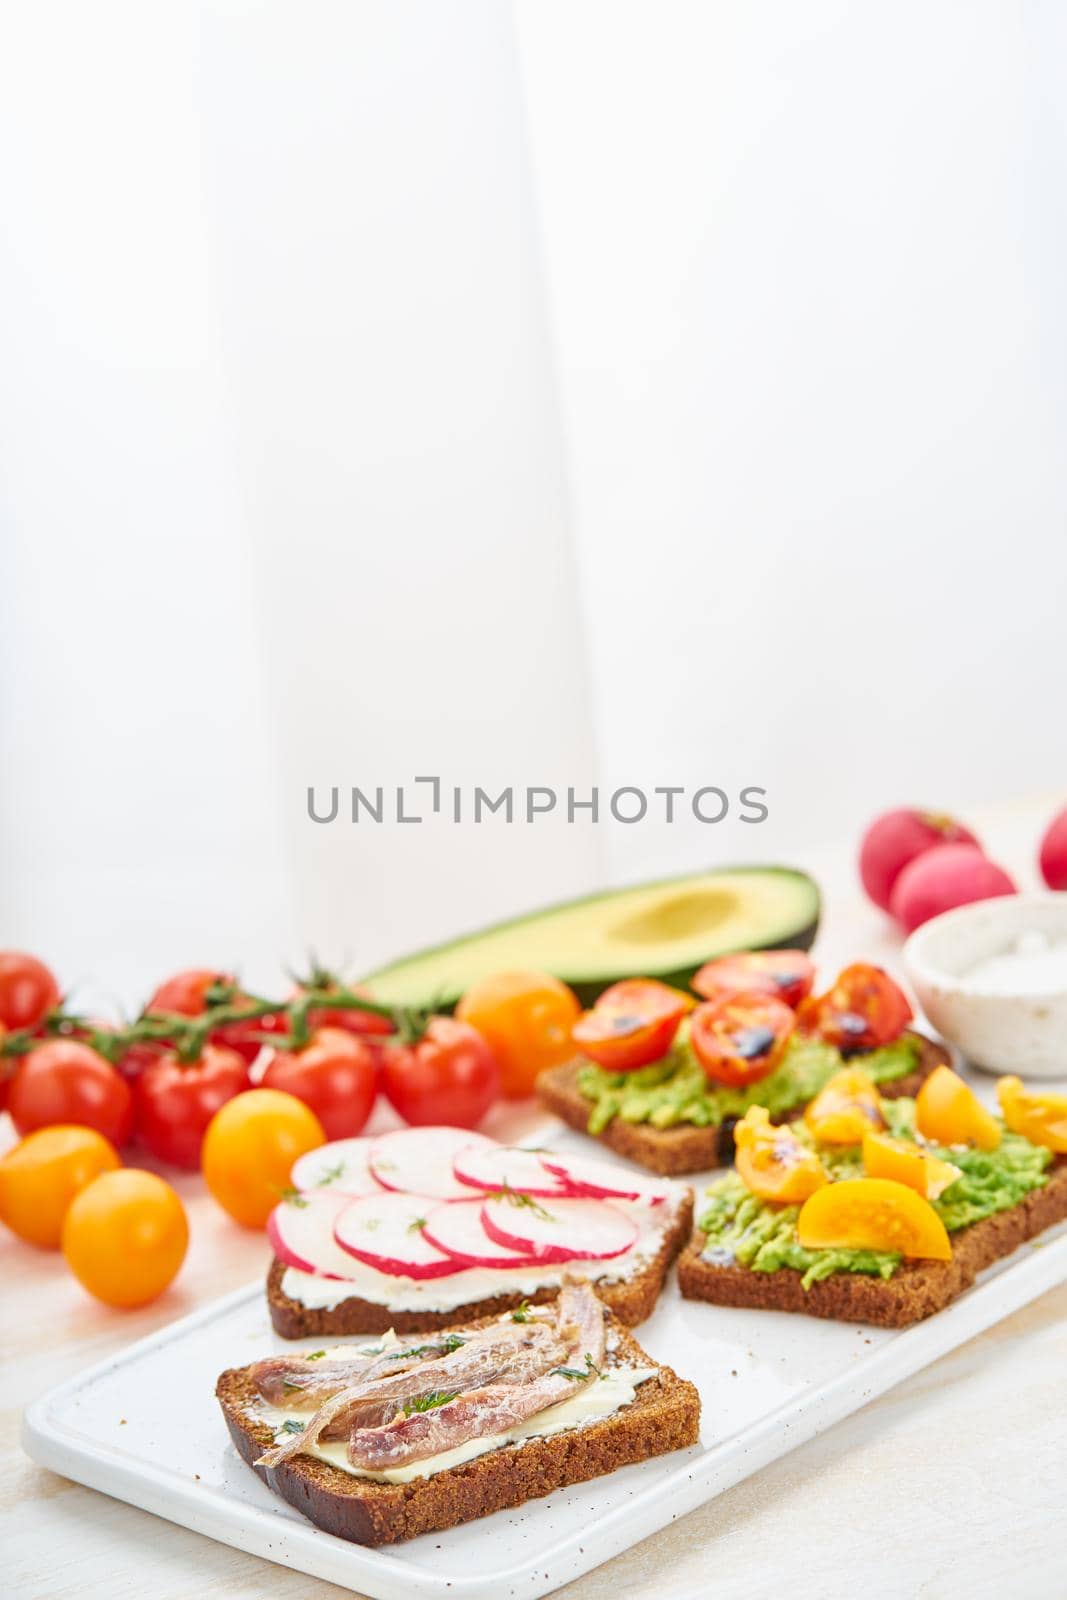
[362,865,820,1009]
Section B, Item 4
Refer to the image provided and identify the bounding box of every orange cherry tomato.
[797,1177,952,1260]
[797,963,912,1051]
[62,1169,189,1307]
[996,1076,1067,1153]
[455,971,581,1098]
[689,993,795,1087]
[201,1088,325,1228]
[0,1125,120,1249]
[692,950,816,1010]
[915,1065,1001,1151]
[862,1129,960,1200]
[733,1105,828,1203]
[804,1068,885,1144]
[572,979,693,1072]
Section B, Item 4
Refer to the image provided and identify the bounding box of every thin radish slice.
[538,1153,671,1206]
[334,1192,463,1279]
[421,1199,544,1269]
[369,1125,496,1199]
[452,1144,569,1198]
[480,1194,638,1265]
[291,1137,381,1197]
[267,1191,359,1279]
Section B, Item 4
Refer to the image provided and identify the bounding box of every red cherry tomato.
[572,979,692,1072]
[300,982,395,1041]
[262,1027,377,1140]
[146,968,278,1066]
[690,994,795,1087]
[9,1040,134,1146]
[0,951,60,1032]
[692,950,816,1011]
[797,963,913,1051]
[133,1044,250,1168]
[380,1018,499,1128]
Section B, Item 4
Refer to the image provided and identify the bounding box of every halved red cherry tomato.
[133,1044,251,1168]
[572,979,693,1072]
[263,1027,377,1140]
[796,962,912,1051]
[689,993,795,1087]
[692,950,816,1010]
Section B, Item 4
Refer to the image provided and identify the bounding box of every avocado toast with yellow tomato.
[538,956,944,1176]
[677,1065,1067,1326]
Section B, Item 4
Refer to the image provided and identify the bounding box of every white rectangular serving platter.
[22,1119,1067,1600]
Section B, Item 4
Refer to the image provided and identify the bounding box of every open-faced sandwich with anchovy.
[538,956,946,1176]
[218,1275,700,1545]
[267,1125,693,1338]
[677,1065,1067,1326]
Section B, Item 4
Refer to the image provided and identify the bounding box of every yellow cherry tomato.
[804,1068,885,1145]
[916,1065,1001,1151]
[0,1124,120,1249]
[201,1088,325,1228]
[62,1169,188,1307]
[997,1076,1067,1153]
[862,1130,961,1200]
[797,1177,952,1261]
[456,971,581,1098]
[733,1105,828,1203]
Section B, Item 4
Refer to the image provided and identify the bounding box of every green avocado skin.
[577,1032,920,1135]
[697,1099,1052,1288]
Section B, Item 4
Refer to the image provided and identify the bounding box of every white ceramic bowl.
[903,893,1067,1078]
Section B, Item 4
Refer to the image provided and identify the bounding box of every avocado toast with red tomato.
[676,1065,1067,1326]
[538,957,943,1177]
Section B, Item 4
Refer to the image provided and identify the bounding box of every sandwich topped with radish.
[267,1124,693,1337]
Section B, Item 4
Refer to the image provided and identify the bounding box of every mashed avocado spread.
[697,1099,1051,1288]
[577,1031,920,1135]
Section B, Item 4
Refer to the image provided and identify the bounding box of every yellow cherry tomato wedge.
[0,1125,120,1249]
[572,979,693,1072]
[456,970,581,1098]
[734,1105,828,1203]
[996,1076,1067,1153]
[201,1088,325,1228]
[797,1177,952,1261]
[916,1065,1000,1151]
[62,1169,189,1307]
[804,1068,885,1145]
[862,1129,961,1200]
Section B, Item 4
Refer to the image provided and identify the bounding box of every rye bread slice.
[217,1317,700,1546]
[677,1157,1067,1328]
[537,1030,947,1177]
[267,1188,693,1339]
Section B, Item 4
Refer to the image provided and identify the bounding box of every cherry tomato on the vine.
[9,1040,134,1146]
[146,968,278,1065]
[692,950,816,1011]
[133,1044,250,1168]
[797,963,912,1052]
[455,971,581,1098]
[380,1018,499,1128]
[572,979,692,1072]
[262,1027,377,1140]
[0,951,60,1033]
[689,993,796,1087]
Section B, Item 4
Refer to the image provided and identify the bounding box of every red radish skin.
[538,1154,669,1206]
[1039,805,1067,890]
[860,808,980,912]
[421,1200,544,1268]
[290,1137,382,1197]
[267,1192,356,1279]
[890,842,1017,933]
[480,1195,638,1265]
[452,1145,569,1198]
[333,1191,462,1280]
[368,1125,495,1200]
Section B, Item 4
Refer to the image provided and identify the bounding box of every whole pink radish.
[1038,805,1067,891]
[890,842,1016,933]
[859,808,979,912]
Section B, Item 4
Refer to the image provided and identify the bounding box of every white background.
[2,0,1066,1010]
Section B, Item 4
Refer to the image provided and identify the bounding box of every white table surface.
[5,794,1067,1600]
